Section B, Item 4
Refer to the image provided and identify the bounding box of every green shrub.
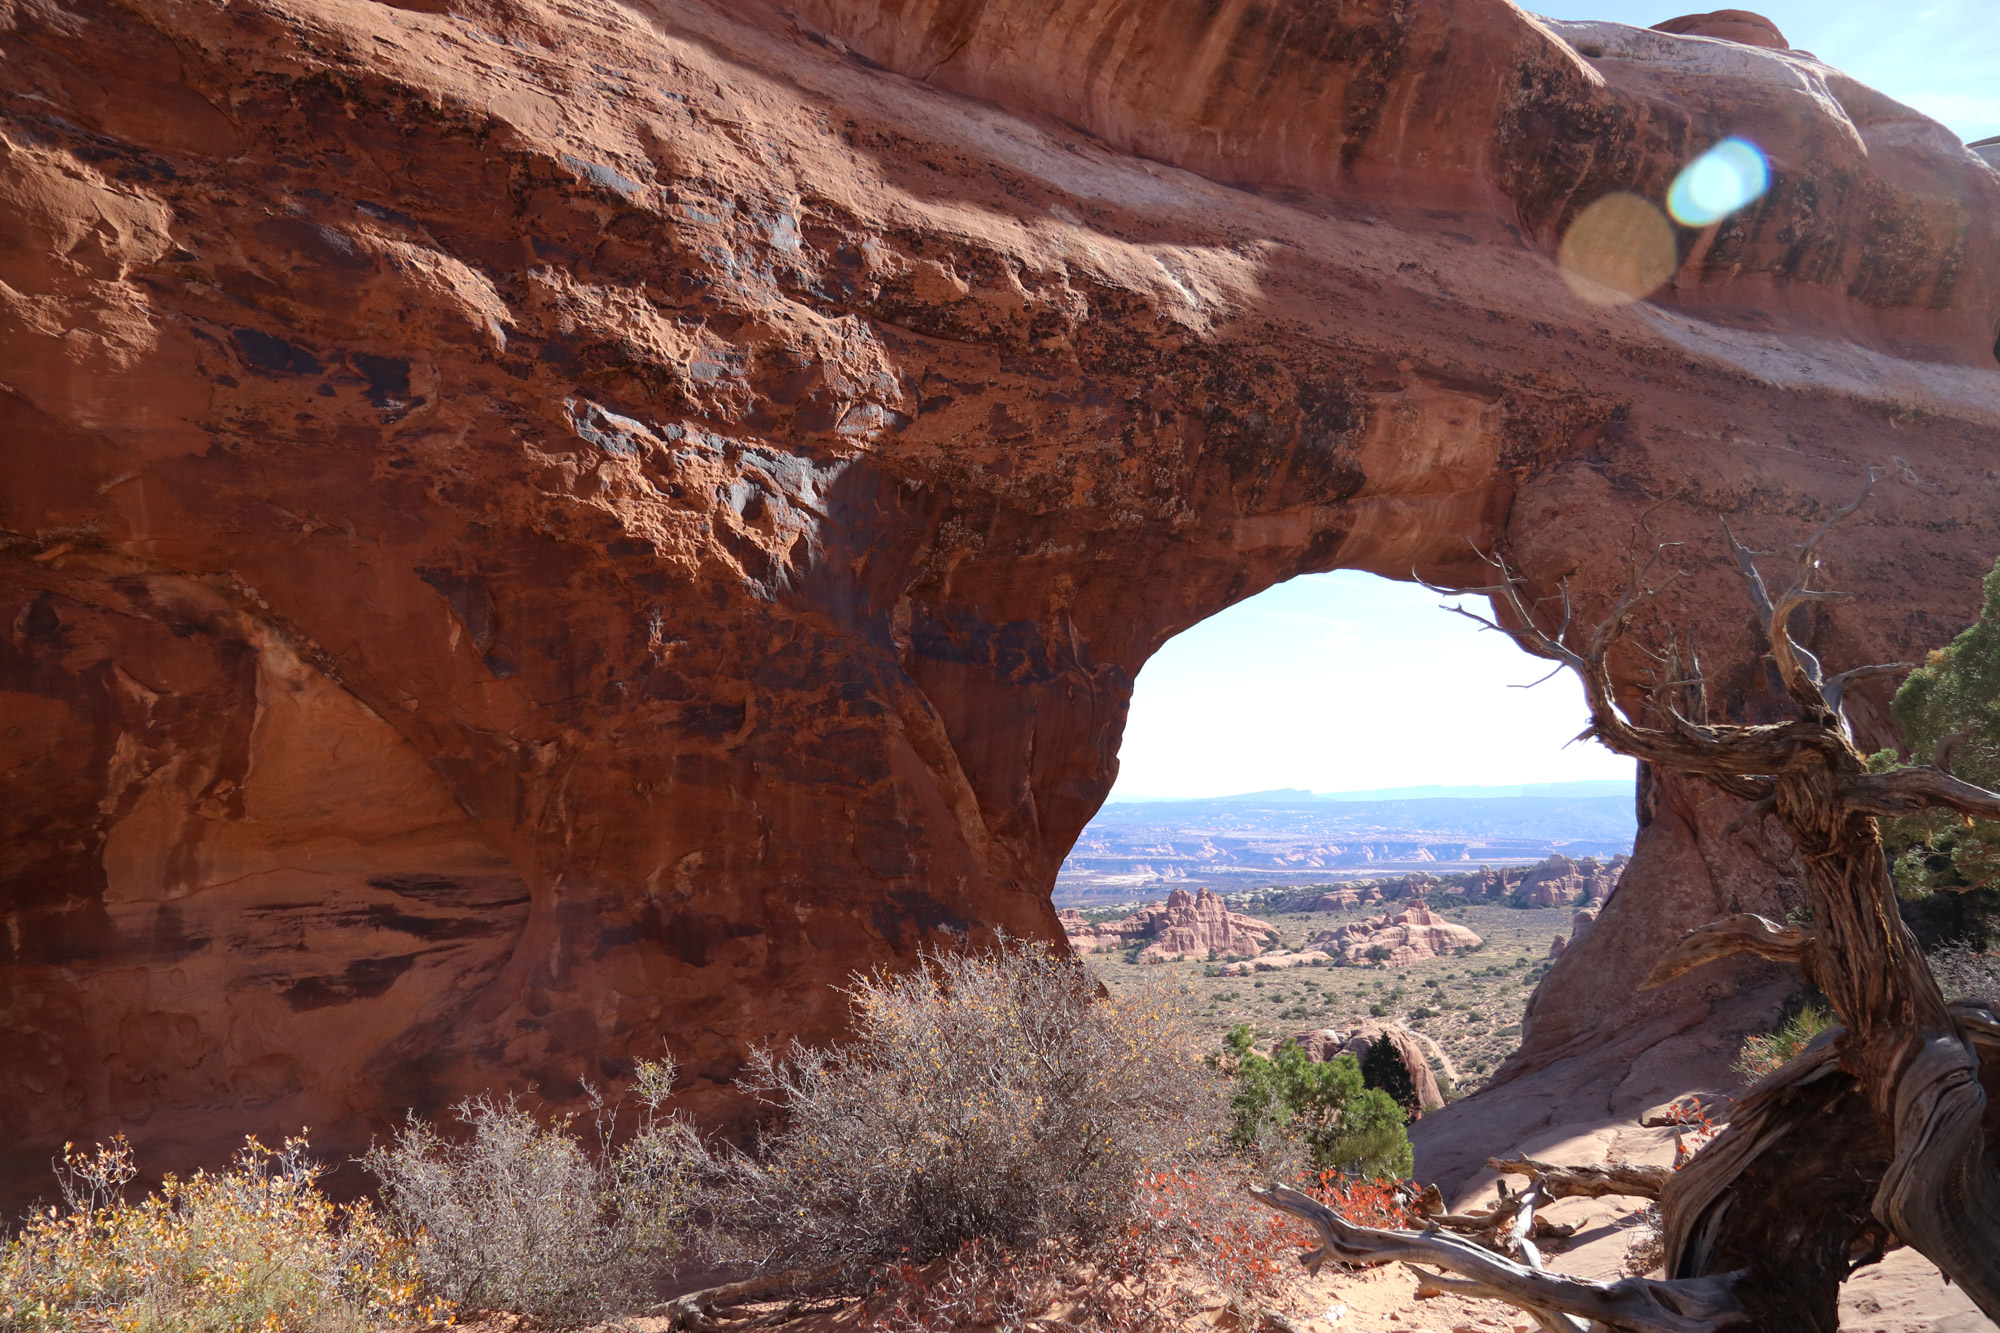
[1359,1034,1421,1115]
[1221,1028,1412,1179]
[708,939,1223,1274]
[1,1135,433,1332]
[1874,556,2000,900]
[1733,1005,1837,1082]
[362,1059,698,1324]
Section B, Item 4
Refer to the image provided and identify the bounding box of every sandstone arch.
[2,0,1997,1206]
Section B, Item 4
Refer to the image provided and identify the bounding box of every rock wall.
[3,0,1998,1204]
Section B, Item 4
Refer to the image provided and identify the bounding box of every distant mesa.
[1057,783,1635,904]
[1251,852,1627,915]
[1311,901,1484,967]
[1057,887,1279,963]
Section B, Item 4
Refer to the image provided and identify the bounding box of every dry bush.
[0,1135,434,1333]
[362,1058,698,1325]
[1623,1203,1666,1277]
[708,939,1226,1276]
[856,1167,1409,1332]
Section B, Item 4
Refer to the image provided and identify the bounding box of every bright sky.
[1108,3,1992,803]
[1529,1,2000,143]
[1110,572,1636,799]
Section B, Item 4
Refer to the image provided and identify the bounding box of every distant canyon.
[1056,783,1634,904]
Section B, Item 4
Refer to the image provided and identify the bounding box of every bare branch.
[1935,729,1974,775]
[1823,662,1916,715]
[1795,468,1879,575]
[1843,767,2000,822]
[1643,914,1815,989]
[662,1262,847,1329]
[1513,663,1567,691]
[1249,1184,1746,1333]
[1489,1156,1672,1202]
[1725,471,1878,710]
[1720,519,1776,623]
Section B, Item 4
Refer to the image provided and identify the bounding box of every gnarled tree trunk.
[1258,483,2000,1331]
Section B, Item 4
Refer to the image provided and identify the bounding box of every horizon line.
[1102,778,1635,804]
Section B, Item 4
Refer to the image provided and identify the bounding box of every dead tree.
[1257,477,2000,1332]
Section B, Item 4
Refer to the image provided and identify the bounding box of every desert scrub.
[1220,1027,1413,1179]
[710,938,1224,1274]
[0,1135,433,1333]
[362,1057,698,1325]
[1733,1004,1837,1081]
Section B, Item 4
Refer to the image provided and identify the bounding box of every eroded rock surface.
[1061,888,1279,963]
[3,0,1998,1204]
[1313,902,1484,966]
[1468,854,1625,907]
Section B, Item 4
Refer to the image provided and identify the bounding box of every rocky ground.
[1089,899,1572,1089]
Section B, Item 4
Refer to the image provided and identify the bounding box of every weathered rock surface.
[1061,887,1278,962]
[4,0,1999,1205]
[1468,854,1625,907]
[1314,902,1484,966]
[1651,9,1789,50]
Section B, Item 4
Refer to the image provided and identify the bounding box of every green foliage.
[1359,1034,1420,1116]
[1221,1027,1413,1180]
[1877,557,2000,913]
[1732,1004,1837,1082]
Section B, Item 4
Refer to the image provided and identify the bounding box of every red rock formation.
[1512,855,1622,908]
[1465,854,1624,906]
[1061,888,1278,962]
[1652,10,1789,50]
[4,0,1998,1205]
[1314,903,1483,966]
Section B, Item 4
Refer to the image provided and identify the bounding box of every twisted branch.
[1250,1184,1746,1333]
[1489,1155,1672,1202]
[1643,914,1816,989]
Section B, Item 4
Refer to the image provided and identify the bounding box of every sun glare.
[1666,136,1771,226]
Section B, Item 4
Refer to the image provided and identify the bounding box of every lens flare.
[1667,137,1770,227]
[1558,192,1678,306]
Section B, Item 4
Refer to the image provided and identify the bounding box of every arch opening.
[1059,570,1637,1088]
